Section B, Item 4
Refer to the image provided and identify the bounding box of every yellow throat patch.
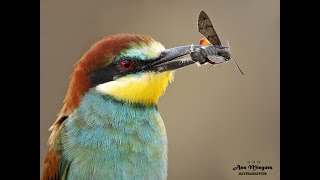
[96,71,174,105]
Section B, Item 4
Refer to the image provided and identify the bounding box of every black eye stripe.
[88,64,118,87]
[88,57,153,87]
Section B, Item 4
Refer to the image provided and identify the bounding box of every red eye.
[120,59,133,70]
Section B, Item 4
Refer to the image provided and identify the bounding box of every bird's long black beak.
[148,45,200,72]
[146,45,230,72]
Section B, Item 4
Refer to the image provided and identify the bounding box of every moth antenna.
[227,40,244,75]
[207,64,214,71]
[231,57,244,75]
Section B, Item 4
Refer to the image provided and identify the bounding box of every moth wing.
[198,10,222,46]
[207,55,225,64]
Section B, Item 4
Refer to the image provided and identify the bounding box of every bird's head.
[63,34,197,113]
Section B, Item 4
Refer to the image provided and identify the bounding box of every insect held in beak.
[194,10,244,75]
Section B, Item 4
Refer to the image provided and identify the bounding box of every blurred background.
[40,0,279,179]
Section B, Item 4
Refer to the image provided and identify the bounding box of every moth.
[191,10,244,74]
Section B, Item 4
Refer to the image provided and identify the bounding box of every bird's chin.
[96,71,174,105]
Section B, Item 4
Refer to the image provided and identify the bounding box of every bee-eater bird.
[42,34,220,180]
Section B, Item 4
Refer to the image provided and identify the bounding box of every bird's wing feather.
[59,155,71,180]
[42,148,71,180]
[42,110,69,180]
[42,148,60,180]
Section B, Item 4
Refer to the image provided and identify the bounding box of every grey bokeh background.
[40,0,280,179]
